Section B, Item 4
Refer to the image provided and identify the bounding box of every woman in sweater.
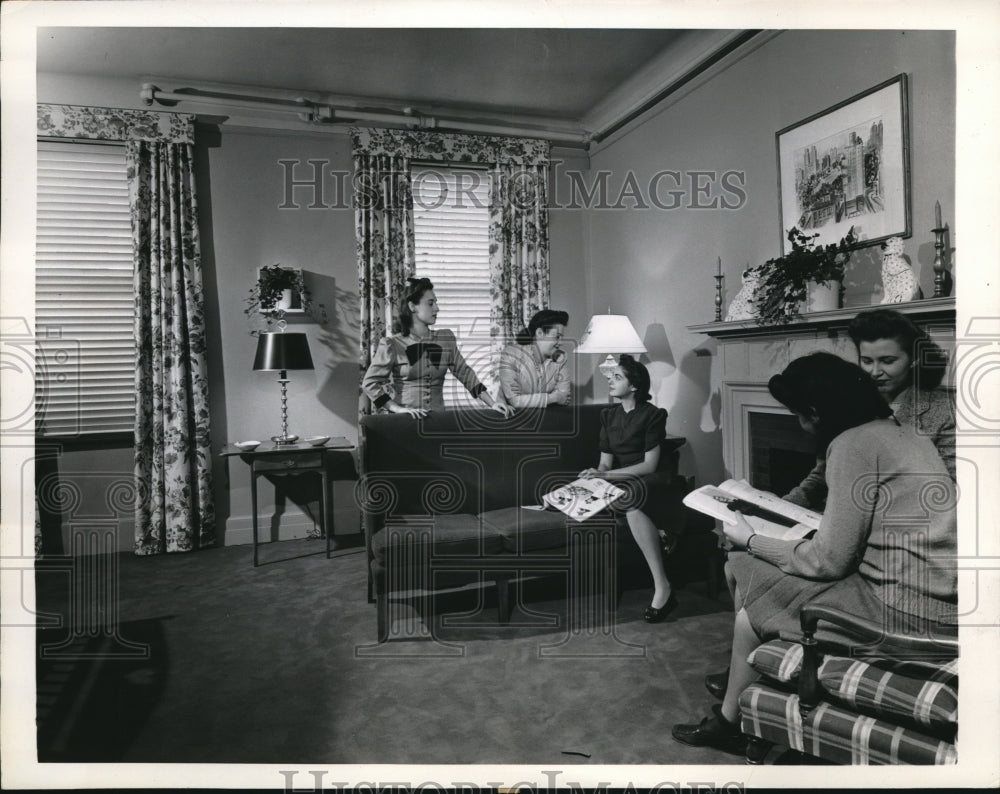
[498,309,571,408]
[362,277,514,418]
[784,308,955,509]
[672,352,957,754]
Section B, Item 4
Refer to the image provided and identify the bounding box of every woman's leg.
[720,607,761,724]
[626,508,672,608]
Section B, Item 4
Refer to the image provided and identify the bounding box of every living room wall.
[581,29,956,488]
[35,70,589,547]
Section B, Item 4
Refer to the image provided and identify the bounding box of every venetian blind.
[35,140,136,436]
[412,165,495,404]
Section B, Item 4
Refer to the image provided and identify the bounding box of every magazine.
[682,478,821,541]
[542,477,626,522]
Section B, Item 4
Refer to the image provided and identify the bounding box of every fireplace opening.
[749,412,817,496]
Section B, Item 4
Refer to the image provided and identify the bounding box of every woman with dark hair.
[578,354,679,623]
[672,352,956,754]
[785,309,955,510]
[362,277,515,419]
[498,309,571,408]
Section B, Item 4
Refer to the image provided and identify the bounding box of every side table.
[221,438,355,566]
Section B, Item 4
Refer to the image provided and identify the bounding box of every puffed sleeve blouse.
[599,402,668,466]
[361,328,486,412]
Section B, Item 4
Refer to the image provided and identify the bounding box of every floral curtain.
[37,104,214,555]
[128,139,215,555]
[350,127,551,394]
[488,163,551,385]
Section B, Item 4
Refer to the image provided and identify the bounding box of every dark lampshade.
[253,332,314,372]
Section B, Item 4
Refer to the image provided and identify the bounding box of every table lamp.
[576,314,647,400]
[253,331,314,444]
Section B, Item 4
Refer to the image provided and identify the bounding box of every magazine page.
[720,479,822,530]
[682,482,816,541]
[543,477,625,522]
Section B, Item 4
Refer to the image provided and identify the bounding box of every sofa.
[738,602,959,765]
[358,403,700,642]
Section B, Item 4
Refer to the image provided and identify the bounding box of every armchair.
[739,602,959,765]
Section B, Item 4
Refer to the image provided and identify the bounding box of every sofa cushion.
[739,683,957,765]
[478,506,570,553]
[370,514,505,565]
[747,640,958,738]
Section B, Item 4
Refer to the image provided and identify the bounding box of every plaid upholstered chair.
[738,602,958,765]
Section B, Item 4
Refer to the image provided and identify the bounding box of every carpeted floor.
[35,534,740,766]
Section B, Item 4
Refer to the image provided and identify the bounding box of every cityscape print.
[793,117,884,230]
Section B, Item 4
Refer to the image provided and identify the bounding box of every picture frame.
[255,265,304,314]
[776,73,910,254]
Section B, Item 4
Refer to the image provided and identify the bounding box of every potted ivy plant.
[753,226,858,325]
[244,264,313,335]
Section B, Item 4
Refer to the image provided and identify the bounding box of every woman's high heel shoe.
[643,592,679,623]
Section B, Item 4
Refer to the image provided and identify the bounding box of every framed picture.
[255,265,305,314]
[776,73,910,254]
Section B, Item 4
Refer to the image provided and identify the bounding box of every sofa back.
[359,405,606,526]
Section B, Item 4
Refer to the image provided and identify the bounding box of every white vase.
[805,280,841,313]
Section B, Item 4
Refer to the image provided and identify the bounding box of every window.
[35,141,135,437]
[412,165,494,405]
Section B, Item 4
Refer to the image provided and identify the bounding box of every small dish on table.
[305,435,330,447]
[234,440,261,452]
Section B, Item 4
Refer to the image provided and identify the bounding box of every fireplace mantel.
[688,297,955,340]
[689,297,956,480]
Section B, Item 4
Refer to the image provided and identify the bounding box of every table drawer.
[253,452,324,471]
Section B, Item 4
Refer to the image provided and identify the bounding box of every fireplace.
[747,411,816,496]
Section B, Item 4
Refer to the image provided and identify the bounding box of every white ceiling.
[36,27,752,141]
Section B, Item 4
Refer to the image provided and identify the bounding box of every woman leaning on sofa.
[362,276,515,419]
[671,352,957,754]
[498,309,572,408]
[784,308,955,510]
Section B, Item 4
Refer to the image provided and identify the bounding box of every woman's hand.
[578,467,602,479]
[491,402,515,418]
[722,511,755,550]
[389,404,429,419]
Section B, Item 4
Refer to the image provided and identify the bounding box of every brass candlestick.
[714,273,724,321]
[932,223,949,298]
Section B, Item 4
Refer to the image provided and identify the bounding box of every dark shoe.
[659,531,680,555]
[643,592,679,623]
[671,704,748,755]
[704,668,729,700]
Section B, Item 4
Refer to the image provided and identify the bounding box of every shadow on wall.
[301,272,360,418]
[676,340,722,485]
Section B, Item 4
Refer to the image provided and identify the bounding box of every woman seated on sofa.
[362,276,515,419]
[578,354,680,624]
[672,352,957,754]
[785,308,955,510]
[498,309,571,408]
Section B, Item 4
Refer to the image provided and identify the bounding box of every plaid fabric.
[747,640,958,740]
[747,640,802,683]
[819,656,957,737]
[739,683,957,765]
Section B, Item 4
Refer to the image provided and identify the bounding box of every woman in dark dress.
[672,352,957,754]
[578,354,677,623]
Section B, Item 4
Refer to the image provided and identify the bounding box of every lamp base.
[598,354,619,404]
[271,433,299,445]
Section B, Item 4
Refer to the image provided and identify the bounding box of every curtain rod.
[140,84,587,144]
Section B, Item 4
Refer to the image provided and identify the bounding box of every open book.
[542,477,625,522]
[682,478,821,541]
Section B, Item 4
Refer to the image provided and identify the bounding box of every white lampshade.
[575,314,647,355]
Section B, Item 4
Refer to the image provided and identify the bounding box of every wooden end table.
[221,438,354,566]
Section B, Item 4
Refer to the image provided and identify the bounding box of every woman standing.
[672,352,956,753]
[498,309,571,408]
[784,308,955,509]
[362,277,514,419]
[578,354,679,623]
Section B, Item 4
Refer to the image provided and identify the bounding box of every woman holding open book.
[672,352,956,754]
[578,354,679,624]
[784,308,955,509]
